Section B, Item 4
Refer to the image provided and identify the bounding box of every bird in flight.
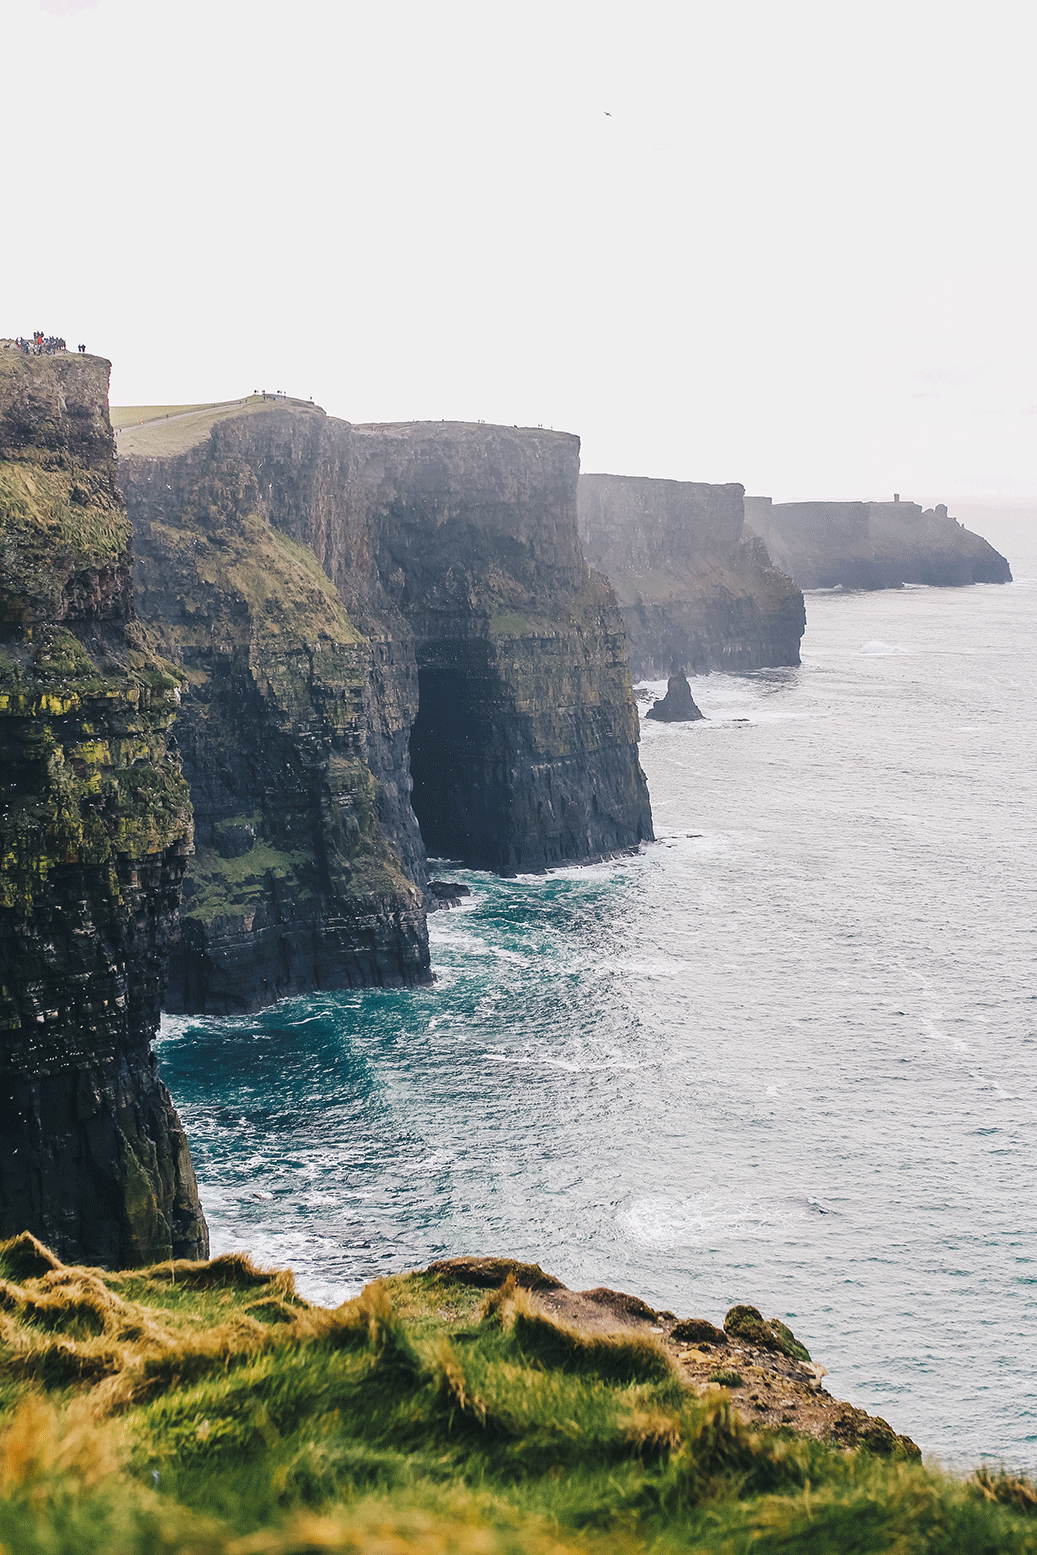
[604,110,612,116]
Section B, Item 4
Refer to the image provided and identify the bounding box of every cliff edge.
[578,473,805,680]
[0,349,207,1265]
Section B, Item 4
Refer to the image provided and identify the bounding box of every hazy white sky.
[6,0,1034,504]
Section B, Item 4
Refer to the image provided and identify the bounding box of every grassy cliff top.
[113,396,324,458]
[0,1237,1033,1555]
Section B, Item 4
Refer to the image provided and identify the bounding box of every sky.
[5,0,1035,506]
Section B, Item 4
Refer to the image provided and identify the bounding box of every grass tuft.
[0,1244,1034,1555]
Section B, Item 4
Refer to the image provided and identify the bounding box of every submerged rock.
[0,349,207,1266]
[427,880,472,908]
[645,669,704,722]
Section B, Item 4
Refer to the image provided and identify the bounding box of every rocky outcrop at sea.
[644,669,704,722]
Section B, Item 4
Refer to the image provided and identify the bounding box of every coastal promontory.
[744,495,1012,589]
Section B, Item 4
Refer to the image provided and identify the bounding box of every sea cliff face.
[346,422,653,874]
[577,474,805,679]
[0,350,207,1266]
[119,421,430,1018]
[745,496,1013,589]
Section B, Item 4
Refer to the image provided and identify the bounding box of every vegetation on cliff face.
[0,352,206,1268]
[0,623,188,916]
[0,355,192,916]
[0,1234,1033,1555]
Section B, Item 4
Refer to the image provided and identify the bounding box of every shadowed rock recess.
[745,496,1012,589]
[120,410,652,1010]
[578,473,805,679]
[0,350,207,1266]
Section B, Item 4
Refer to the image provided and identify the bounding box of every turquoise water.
[159,550,1037,1472]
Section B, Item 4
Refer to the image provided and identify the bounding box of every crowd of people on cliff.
[12,333,88,356]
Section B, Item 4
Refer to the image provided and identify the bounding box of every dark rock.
[0,351,207,1267]
[645,668,704,723]
[745,495,1012,589]
[428,880,472,908]
[670,1316,728,1346]
[120,432,431,1018]
[724,1304,811,1361]
[579,1286,663,1323]
[578,473,805,678]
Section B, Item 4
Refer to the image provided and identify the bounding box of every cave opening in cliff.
[408,660,507,872]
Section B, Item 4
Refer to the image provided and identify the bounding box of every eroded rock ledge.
[425,1255,920,1456]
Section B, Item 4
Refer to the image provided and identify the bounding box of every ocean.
[158,513,1037,1473]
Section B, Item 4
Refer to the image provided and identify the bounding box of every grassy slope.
[113,398,322,458]
[0,1237,1034,1555]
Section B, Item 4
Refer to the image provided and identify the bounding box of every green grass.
[0,1235,1035,1555]
[108,403,217,428]
[113,397,323,457]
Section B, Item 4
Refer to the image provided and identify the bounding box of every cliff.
[745,496,1013,589]
[0,349,207,1266]
[121,413,651,962]
[577,474,805,680]
[120,419,430,1017]
[342,421,653,874]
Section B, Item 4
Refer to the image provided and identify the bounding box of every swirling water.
[159,542,1037,1472]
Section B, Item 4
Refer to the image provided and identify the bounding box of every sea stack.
[0,347,207,1266]
[644,669,704,723]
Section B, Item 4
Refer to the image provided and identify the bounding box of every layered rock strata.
[120,423,430,1017]
[0,349,207,1266]
[644,669,703,722]
[122,413,652,950]
[344,422,653,874]
[577,474,805,680]
[744,496,1012,589]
